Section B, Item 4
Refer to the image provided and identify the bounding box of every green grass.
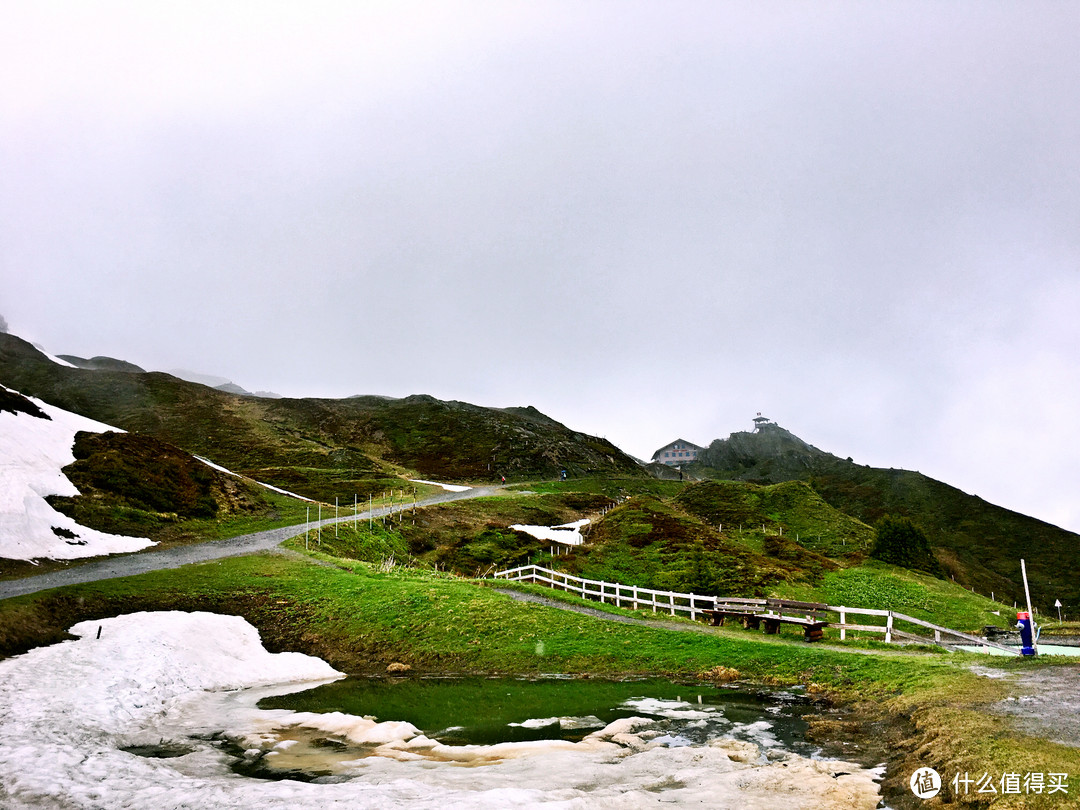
[511,477,689,499]
[0,551,970,687]
[559,494,836,597]
[284,520,411,566]
[773,561,1016,633]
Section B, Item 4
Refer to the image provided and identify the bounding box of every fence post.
[632,585,639,610]
[885,611,893,644]
[839,609,846,641]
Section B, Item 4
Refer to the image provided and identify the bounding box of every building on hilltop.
[752,413,776,431]
[651,439,704,466]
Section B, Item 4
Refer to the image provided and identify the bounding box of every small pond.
[245,676,821,781]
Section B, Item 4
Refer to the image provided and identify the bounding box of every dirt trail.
[0,486,500,601]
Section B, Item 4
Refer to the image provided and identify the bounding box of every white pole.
[318,503,322,545]
[354,493,358,530]
[335,497,339,538]
[305,506,310,550]
[1021,559,1038,655]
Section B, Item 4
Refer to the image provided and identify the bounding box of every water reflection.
[244,676,820,780]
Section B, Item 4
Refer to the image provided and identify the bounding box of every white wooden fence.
[491,564,1019,655]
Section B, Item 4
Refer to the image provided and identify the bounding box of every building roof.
[651,438,704,460]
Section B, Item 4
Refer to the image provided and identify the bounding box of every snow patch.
[509,519,590,546]
[253,479,316,502]
[0,611,884,809]
[194,454,242,477]
[0,386,154,560]
[621,696,716,720]
[410,479,472,493]
[33,343,78,368]
[193,455,315,502]
[508,715,605,730]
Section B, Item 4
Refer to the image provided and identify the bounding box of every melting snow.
[0,386,154,561]
[0,611,884,809]
[33,343,78,368]
[410,479,472,493]
[193,454,241,477]
[192,455,315,502]
[509,519,590,546]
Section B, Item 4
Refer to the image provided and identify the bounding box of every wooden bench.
[704,598,830,642]
[704,609,765,630]
[760,614,829,642]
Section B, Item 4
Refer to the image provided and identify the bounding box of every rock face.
[697,423,836,480]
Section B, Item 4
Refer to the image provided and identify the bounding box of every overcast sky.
[2,2,1078,532]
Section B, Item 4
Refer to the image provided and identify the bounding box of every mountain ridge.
[692,418,1079,612]
[0,333,644,502]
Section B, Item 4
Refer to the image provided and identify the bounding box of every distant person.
[560,469,567,481]
[500,475,506,485]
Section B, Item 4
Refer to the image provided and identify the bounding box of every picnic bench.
[704,598,829,643]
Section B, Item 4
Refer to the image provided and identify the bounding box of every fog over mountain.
[2,3,1078,532]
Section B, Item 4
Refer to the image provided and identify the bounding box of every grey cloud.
[2,2,1078,530]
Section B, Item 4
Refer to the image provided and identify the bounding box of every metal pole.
[318,503,322,545]
[354,493,358,530]
[1021,558,1038,655]
[335,497,339,538]
[305,506,310,551]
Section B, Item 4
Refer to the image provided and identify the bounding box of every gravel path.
[0,486,500,601]
[977,664,1080,748]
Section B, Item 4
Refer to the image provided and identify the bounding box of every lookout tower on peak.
[752,413,775,432]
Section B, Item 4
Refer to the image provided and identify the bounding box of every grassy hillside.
[285,491,614,576]
[674,480,873,559]
[556,489,845,596]
[694,423,1080,614]
[807,463,1078,614]
[0,551,971,684]
[773,561,1014,634]
[289,479,877,597]
[0,333,644,502]
[45,430,295,543]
